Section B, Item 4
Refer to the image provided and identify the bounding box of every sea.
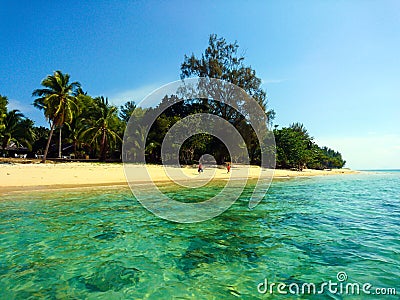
[0,170,399,299]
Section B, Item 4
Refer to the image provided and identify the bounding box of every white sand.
[0,162,358,194]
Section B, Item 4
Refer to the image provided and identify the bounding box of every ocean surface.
[0,171,399,299]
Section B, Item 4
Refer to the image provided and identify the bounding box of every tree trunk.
[42,122,55,163]
[2,136,9,150]
[100,130,107,161]
[58,126,62,158]
[73,140,77,158]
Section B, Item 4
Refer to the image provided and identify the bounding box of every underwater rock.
[69,260,141,292]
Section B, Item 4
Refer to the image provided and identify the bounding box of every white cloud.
[315,134,400,170]
[8,99,34,113]
[108,83,164,107]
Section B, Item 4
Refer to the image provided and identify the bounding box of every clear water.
[0,172,399,299]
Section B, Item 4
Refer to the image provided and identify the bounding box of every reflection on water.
[0,173,399,299]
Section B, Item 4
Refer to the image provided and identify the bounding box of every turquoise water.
[0,172,399,299]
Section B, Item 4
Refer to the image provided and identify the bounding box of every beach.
[0,160,358,194]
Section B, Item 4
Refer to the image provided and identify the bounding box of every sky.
[0,0,399,169]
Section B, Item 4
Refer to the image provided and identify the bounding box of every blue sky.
[0,0,399,169]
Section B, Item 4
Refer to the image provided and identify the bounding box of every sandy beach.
[0,160,359,194]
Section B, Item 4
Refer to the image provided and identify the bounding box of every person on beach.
[227,163,231,173]
[198,163,203,174]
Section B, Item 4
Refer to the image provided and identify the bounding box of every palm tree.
[82,96,121,161]
[1,110,35,151]
[0,94,8,132]
[64,118,86,158]
[32,70,80,162]
[31,126,50,155]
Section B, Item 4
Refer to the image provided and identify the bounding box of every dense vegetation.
[0,34,345,169]
[274,123,345,170]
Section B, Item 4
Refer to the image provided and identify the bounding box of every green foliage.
[0,94,8,129]
[1,110,35,152]
[180,134,212,164]
[167,34,275,164]
[274,126,309,170]
[31,79,124,161]
[181,34,275,124]
[274,123,346,170]
[32,70,81,161]
[31,126,50,154]
[32,70,81,126]
[0,35,340,168]
[122,36,346,168]
[81,96,122,161]
[119,100,136,123]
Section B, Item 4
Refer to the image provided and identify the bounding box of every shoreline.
[0,161,360,195]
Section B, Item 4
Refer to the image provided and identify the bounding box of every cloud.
[315,133,400,170]
[108,83,164,107]
[8,99,34,113]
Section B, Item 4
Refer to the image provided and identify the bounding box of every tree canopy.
[0,99,36,156]
[32,70,81,162]
[274,123,345,170]
[181,34,274,123]
[0,34,346,168]
[0,94,8,131]
[120,100,136,123]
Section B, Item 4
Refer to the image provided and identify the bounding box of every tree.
[122,107,147,161]
[82,96,122,161]
[179,34,275,164]
[32,70,81,162]
[64,94,97,158]
[275,123,346,170]
[0,94,8,131]
[64,118,86,158]
[289,122,311,140]
[32,126,50,155]
[181,34,274,123]
[319,146,346,169]
[1,110,35,151]
[274,126,310,170]
[180,134,210,164]
[119,100,136,123]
